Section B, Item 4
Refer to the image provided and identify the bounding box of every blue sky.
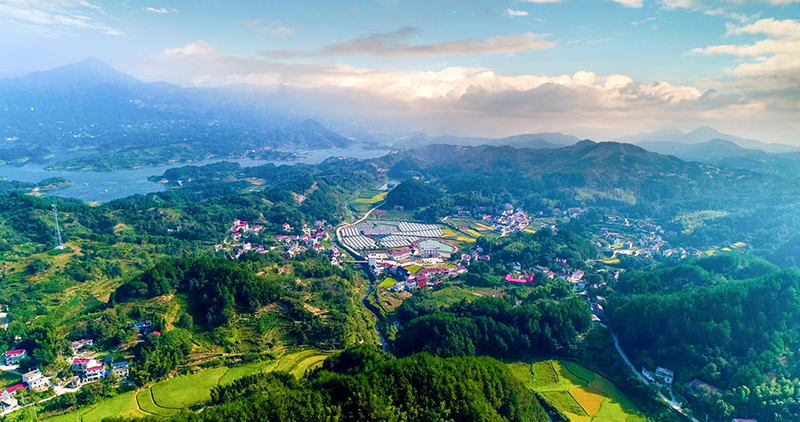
[1,0,799,142]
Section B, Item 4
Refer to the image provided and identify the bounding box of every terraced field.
[508,360,647,422]
[41,349,333,421]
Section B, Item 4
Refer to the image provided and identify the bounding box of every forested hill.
[377,141,796,209]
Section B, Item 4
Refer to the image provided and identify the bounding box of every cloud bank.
[260,28,555,58]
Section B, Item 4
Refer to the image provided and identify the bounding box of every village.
[216,218,344,267]
[0,326,141,416]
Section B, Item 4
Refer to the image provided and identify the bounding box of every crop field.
[379,277,398,288]
[508,360,646,422]
[151,367,228,409]
[441,228,458,238]
[456,236,476,243]
[137,388,180,417]
[464,229,483,237]
[355,191,387,204]
[218,360,270,385]
[404,264,423,274]
[82,391,146,422]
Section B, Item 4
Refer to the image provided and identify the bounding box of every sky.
[1,0,799,143]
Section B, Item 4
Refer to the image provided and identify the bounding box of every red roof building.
[5,383,24,394]
[503,274,535,284]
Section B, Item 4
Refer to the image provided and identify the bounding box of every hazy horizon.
[2,0,799,143]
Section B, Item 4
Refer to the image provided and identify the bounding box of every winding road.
[610,331,699,422]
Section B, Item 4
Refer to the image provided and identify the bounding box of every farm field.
[137,387,180,417]
[151,367,227,409]
[41,350,332,421]
[508,360,647,422]
[354,190,387,204]
[379,277,398,289]
[82,391,146,422]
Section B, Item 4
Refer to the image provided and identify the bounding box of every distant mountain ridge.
[638,138,800,179]
[0,58,356,170]
[397,132,580,149]
[618,127,798,154]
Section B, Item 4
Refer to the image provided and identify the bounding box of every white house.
[3,349,25,365]
[111,361,130,378]
[0,391,17,414]
[71,358,93,373]
[655,367,674,385]
[83,365,105,383]
[22,370,48,390]
[71,339,93,354]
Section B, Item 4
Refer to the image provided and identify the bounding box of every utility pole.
[52,204,64,249]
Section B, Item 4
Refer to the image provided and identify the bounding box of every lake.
[0,147,391,202]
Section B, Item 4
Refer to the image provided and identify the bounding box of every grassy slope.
[41,350,333,421]
[509,360,647,422]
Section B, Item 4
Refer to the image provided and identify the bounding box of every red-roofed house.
[4,383,24,395]
[417,277,427,289]
[3,349,25,365]
[83,365,105,382]
[71,358,92,372]
[503,274,535,284]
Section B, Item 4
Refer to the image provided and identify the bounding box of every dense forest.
[394,291,592,359]
[608,255,800,421]
[106,346,549,422]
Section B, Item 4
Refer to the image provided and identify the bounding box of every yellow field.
[602,258,620,264]
[354,192,387,204]
[475,223,494,231]
[732,242,747,248]
[457,236,476,243]
[441,228,458,238]
[524,229,537,234]
[379,277,398,288]
[508,360,646,422]
[464,229,483,237]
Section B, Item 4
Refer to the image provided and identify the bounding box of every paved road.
[610,331,699,422]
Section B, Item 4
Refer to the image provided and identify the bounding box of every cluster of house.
[229,219,264,242]
[326,245,343,268]
[0,350,50,414]
[642,366,674,386]
[382,263,467,291]
[68,358,129,387]
[492,206,531,236]
[460,247,491,264]
[275,220,329,257]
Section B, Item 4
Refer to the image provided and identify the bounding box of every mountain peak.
[13,57,141,90]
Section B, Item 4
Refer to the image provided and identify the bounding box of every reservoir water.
[0,147,390,202]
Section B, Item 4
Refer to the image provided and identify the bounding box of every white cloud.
[632,17,656,25]
[144,7,168,14]
[0,0,121,35]
[505,9,529,17]
[164,41,221,57]
[123,41,800,142]
[689,18,800,80]
[611,0,644,8]
[660,0,698,9]
[260,28,555,58]
[244,19,295,37]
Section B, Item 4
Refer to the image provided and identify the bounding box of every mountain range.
[1,58,798,174]
[616,127,798,153]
